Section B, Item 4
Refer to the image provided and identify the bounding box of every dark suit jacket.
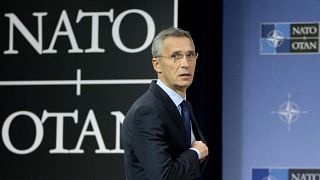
[121,80,207,180]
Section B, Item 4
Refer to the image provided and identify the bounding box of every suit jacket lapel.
[186,101,206,144]
[186,100,209,174]
[149,81,189,145]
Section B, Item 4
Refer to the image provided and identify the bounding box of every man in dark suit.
[121,27,209,180]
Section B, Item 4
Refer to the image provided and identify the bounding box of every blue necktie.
[180,100,191,145]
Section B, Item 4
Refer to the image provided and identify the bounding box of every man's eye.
[171,54,177,58]
[171,54,184,59]
[186,53,195,58]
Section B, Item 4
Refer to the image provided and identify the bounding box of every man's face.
[153,36,197,95]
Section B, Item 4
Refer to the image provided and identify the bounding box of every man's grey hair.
[151,27,193,58]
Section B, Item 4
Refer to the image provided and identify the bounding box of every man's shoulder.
[133,89,159,109]
[125,82,171,118]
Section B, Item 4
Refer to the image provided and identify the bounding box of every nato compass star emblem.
[271,93,308,131]
[267,30,285,48]
[262,175,277,180]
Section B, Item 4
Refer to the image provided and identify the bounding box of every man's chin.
[177,81,192,88]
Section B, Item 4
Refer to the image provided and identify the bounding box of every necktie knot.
[180,100,187,111]
[180,100,191,145]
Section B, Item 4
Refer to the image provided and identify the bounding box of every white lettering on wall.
[76,9,114,53]
[3,9,156,54]
[41,110,78,153]
[42,10,83,54]
[4,12,47,54]
[2,111,44,154]
[112,9,155,53]
[1,110,124,154]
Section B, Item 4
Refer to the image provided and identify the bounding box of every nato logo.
[253,168,320,180]
[260,23,319,54]
[252,168,287,180]
[271,93,307,132]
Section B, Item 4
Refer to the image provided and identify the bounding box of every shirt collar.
[156,79,186,107]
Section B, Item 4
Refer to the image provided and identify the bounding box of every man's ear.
[152,58,162,73]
